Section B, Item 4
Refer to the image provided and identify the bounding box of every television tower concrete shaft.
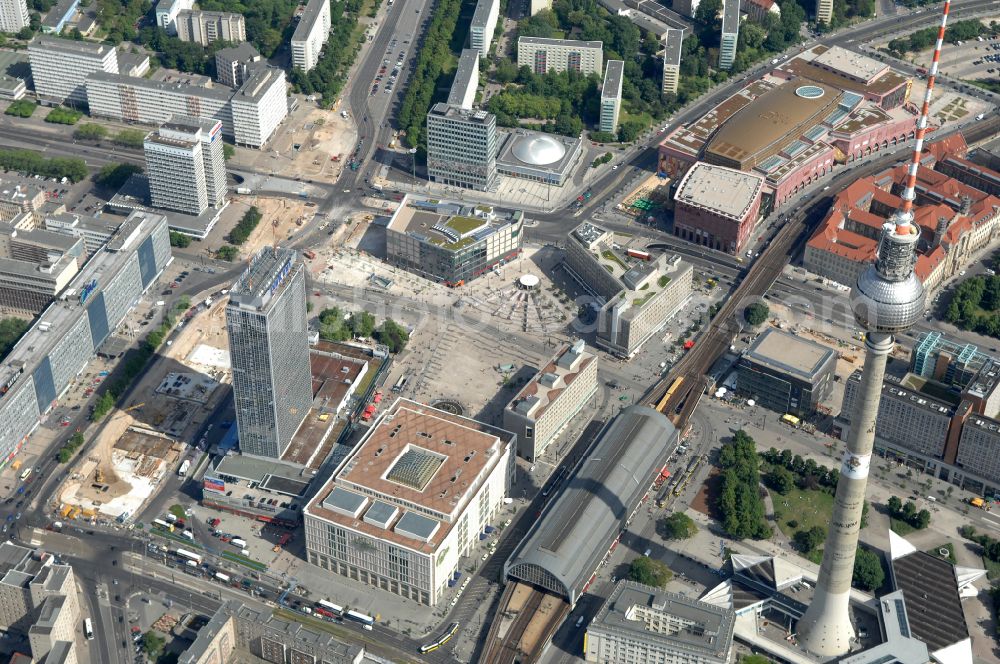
[796,2,950,656]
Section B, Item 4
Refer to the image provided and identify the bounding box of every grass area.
[658,275,671,288]
[44,107,83,125]
[890,517,917,536]
[4,100,37,118]
[169,504,186,520]
[966,79,1000,94]
[150,528,204,548]
[354,364,379,397]
[601,250,627,270]
[633,291,656,307]
[446,215,484,234]
[221,550,267,572]
[926,542,956,565]
[772,486,835,542]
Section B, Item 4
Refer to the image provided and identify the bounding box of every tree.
[94,163,143,190]
[744,302,769,326]
[887,495,902,515]
[223,143,235,161]
[216,245,239,261]
[73,123,108,141]
[169,232,191,248]
[318,307,351,342]
[374,319,409,353]
[915,508,931,529]
[765,465,795,494]
[627,556,673,588]
[112,129,147,148]
[349,311,376,338]
[141,631,165,659]
[0,318,29,361]
[793,526,826,553]
[661,512,698,540]
[852,547,885,591]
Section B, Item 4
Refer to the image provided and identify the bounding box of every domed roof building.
[496,129,583,186]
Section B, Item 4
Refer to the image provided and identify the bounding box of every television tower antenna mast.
[795,2,950,657]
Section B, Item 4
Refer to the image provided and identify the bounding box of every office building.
[179,600,365,664]
[0,181,46,224]
[426,103,499,191]
[0,211,171,464]
[673,162,764,255]
[504,341,598,461]
[28,36,118,106]
[662,29,683,95]
[469,0,499,58]
[290,0,331,72]
[0,225,84,314]
[155,0,193,34]
[86,66,287,148]
[564,222,693,357]
[304,398,516,606]
[585,580,735,664]
[385,194,523,285]
[40,0,78,34]
[28,595,76,663]
[227,248,312,460]
[816,0,833,23]
[43,212,121,257]
[0,74,26,101]
[517,36,604,75]
[447,49,479,110]
[175,10,245,45]
[229,66,288,148]
[0,543,79,636]
[0,0,29,33]
[215,43,262,88]
[145,115,226,216]
[736,327,837,416]
[600,60,624,134]
[718,0,739,70]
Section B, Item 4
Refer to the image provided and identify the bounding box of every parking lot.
[910,32,1000,82]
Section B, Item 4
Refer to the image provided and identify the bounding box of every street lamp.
[409,148,417,182]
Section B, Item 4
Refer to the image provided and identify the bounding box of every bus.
[345,610,375,630]
[83,618,94,640]
[317,600,345,617]
[419,622,460,653]
[175,548,202,565]
[230,538,247,549]
[780,413,801,427]
[152,519,174,532]
[19,468,31,482]
[214,572,231,583]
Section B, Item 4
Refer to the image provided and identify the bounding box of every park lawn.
[771,486,835,542]
[926,542,956,564]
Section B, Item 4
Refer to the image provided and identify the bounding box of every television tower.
[795,2,950,656]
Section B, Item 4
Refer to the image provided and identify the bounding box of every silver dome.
[511,135,566,166]
[851,264,925,334]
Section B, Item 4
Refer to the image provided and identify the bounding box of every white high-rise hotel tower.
[796,0,951,656]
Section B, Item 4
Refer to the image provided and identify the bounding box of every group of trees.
[288,0,367,105]
[590,152,613,168]
[960,525,1000,564]
[94,162,143,190]
[744,302,769,327]
[0,148,88,183]
[73,123,108,141]
[852,547,885,591]
[820,0,875,31]
[4,100,36,118]
[112,129,147,149]
[660,512,698,540]
[0,318,29,361]
[887,19,995,55]
[486,68,597,137]
[317,308,410,352]
[57,432,85,464]
[216,245,239,261]
[717,431,771,540]
[199,0,298,58]
[397,0,464,152]
[137,28,235,78]
[96,0,153,45]
[886,495,932,530]
[943,275,1000,339]
[45,107,83,125]
[793,526,827,554]
[760,447,844,495]
[628,556,673,588]
[169,231,191,248]
[229,206,263,245]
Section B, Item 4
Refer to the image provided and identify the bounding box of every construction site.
[615,173,673,220]
[56,298,234,522]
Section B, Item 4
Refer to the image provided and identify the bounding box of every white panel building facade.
[28,36,118,106]
[0,0,29,34]
[290,0,331,72]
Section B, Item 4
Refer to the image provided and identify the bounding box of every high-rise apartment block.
[226,248,312,460]
[600,60,624,134]
[229,66,288,148]
[662,28,683,95]
[215,43,262,88]
[816,0,833,23]
[447,49,480,110]
[426,103,499,191]
[469,0,499,58]
[0,0,29,33]
[28,36,118,106]
[145,115,226,216]
[504,340,598,460]
[517,36,603,75]
[290,0,331,72]
[718,0,739,70]
[175,9,245,45]
[585,581,735,664]
[155,0,193,34]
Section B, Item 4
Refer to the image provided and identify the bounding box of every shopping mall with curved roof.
[659,45,917,206]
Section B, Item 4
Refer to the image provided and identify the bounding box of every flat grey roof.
[30,34,112,56]
[323,486,367,514]
[233,65,284,102]
[519,36,603,49]
[602,60,624,100]
[447,49,479,108]
[744,327,835,383]
[41,0,78,29]
[229,247,299,309]
[117,51,148,73]
[161,113,220,134]
[722,0,740,35]
[394,511,439,541]
[674,162,764,221]
[86,71,233,102]
[471,0,496,29]
[213,453,310,484]
[291,0,328,42]
[506,407,676,604]
[591,581,735,660]
[215,42,260,62]
[664,28,684,66]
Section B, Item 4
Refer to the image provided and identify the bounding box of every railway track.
[644,115,1000,428]
[481,587,545,664]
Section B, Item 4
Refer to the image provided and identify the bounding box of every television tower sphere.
[850,219,925,335]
